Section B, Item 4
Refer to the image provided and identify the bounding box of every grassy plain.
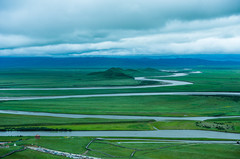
[0,136,239,159]
[1,95,240,116]
[153,118,240,133]
[0,114,154,131]
[1,69,240,118]
[88,141,240,159]
[1,68,240,98]
[0,68,167,89]
[1,114,240,133]
[132,143,240,159]
[0,114,152,126]
[2,149,66,159]
[1,68,240,158]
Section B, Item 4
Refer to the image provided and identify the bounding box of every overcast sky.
[0,0,240,57]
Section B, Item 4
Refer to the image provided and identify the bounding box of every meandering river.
[0,72,192,91]
[1,71,240,102]
[0,110,239,121]
[0,130,239,139]
[1,92,240,101]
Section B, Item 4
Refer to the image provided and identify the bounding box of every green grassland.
[1,95,240,116]
[154,68,240,92]
[0,137,92,158]
[0,146,19,156]
[1,114,240,133]
[2,148,66,159]
[42,122,154,131]
[1,122,154,131]
[153,118,240,133]
[88,140,240,159]
[0,68,240,158]
[0,114,152,126]
[132,143,240,159]
[0,68,167,89]
[1,68,240,98]
[0,114,155,131]
[0,136,239,159]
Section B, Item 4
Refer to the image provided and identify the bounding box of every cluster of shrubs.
[0,127,72,131]
[196,121,234,131]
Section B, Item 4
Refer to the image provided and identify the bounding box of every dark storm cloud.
[0,0,240,56]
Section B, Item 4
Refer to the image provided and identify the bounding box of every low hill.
[88,68,134,79]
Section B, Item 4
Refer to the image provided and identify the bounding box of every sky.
[0,0,240,57]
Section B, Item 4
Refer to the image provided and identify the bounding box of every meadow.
[1,68,240,98]
[1,114,240,133]
[2,149,66,159]
[0,136,239,159]
[1,95,240,117]
[0,68,167,89]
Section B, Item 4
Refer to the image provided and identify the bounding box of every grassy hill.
[88,67,134,79]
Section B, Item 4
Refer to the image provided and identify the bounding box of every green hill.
[88,68,134,79]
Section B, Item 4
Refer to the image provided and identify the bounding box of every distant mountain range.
[0,57,240,68]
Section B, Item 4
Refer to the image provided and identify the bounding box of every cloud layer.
[0,0,240,56]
